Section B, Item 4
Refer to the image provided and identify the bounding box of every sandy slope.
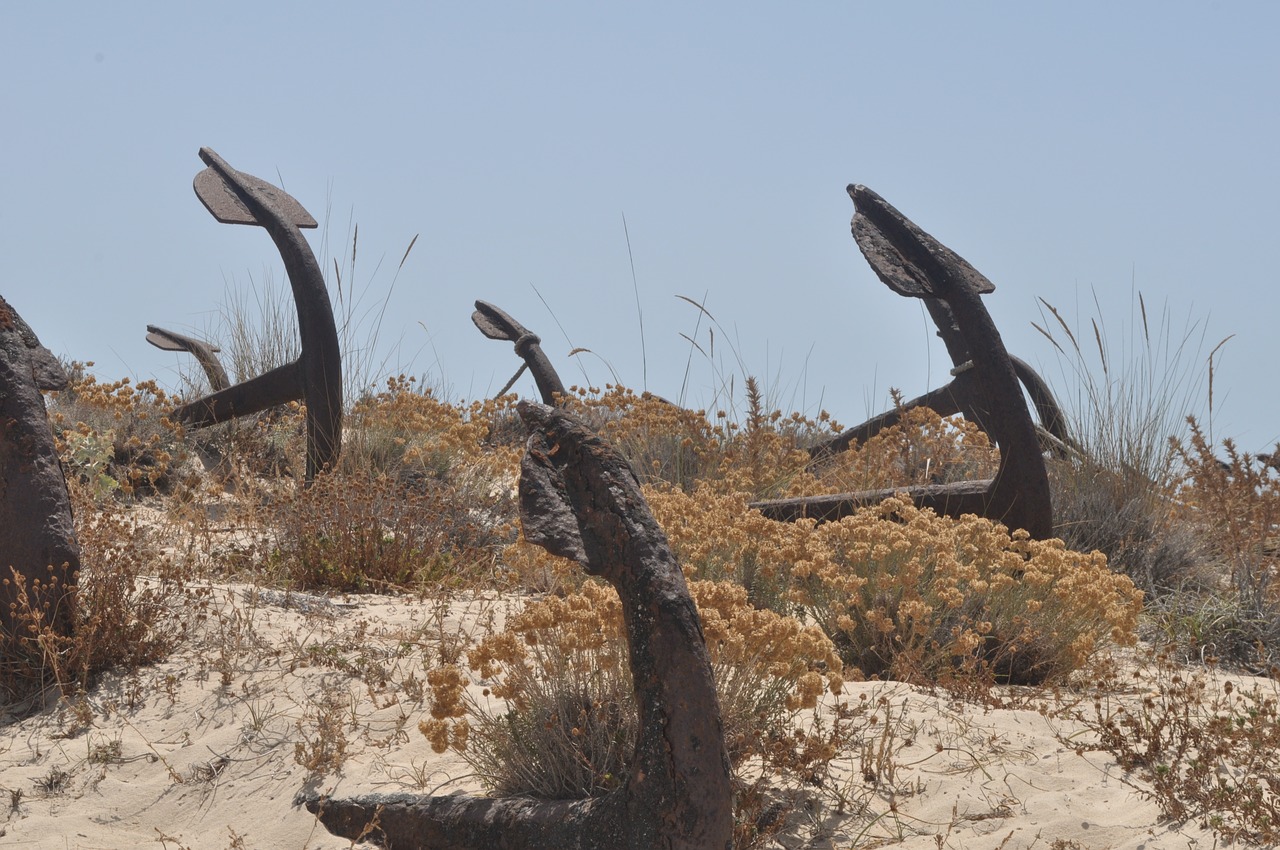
[0,583,1231,849]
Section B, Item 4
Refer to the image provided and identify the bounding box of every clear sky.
[4,3,1277,448]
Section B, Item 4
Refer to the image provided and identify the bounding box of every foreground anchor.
[301,403,733,850]
[754,185,1054,539]
[170,148,342,481]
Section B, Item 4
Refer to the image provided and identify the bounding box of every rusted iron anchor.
[472,300,567,404]
[169,148,342,481]
[145,325,230,392]
[301,403,733,850]
[753,185,1054,539]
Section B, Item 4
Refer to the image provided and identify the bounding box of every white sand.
[0,582,1238,849]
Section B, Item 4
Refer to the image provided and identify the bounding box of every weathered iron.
[145,325,230,392]
[471,300,567,404]
[0,296,78,642]
[172,148,342,481]
[302,402,733,850]
[755,185,1054,539]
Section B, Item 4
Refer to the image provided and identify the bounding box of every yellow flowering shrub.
[635,410,1138,687]
[644,485,820,609]
[422,578,843,798]
[48,368,184,498]
[809,405,1000,495]
[794,496,1142,685]
[344,375,521,483]
[558,384,725,492]
[557,381,835,499]
[644,486,1140,686]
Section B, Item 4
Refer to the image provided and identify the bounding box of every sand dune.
[2,579,1239,849]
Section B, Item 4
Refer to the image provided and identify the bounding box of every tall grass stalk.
[324,215,420,403]
[1034,289,1214,484]
[621,212,648,392]
[671,296,830,450]
[528,283,621,391]
[215,270,300,390]
[675,293,752,415]
[1034,289,1225,594]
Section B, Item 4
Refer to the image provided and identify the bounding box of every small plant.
[294,690,352,775]
[247,377,520,592]
[0,473,186,704]
[263,469,510,593]
[87,734,124,765]
[1163,419,1280,668]
[48,366,186,498]
[1079,657,1280,844]
[190,755,231,783]
[60,428,121,499]
[33,765,71,795]
[154,828,195,850]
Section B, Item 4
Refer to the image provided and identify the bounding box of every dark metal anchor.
[754,185,1055,539]
[145,325,230,392]
[170,148,342,481]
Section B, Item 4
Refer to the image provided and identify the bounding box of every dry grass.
[1065,652,1280,843]
[1035,294,1219,597]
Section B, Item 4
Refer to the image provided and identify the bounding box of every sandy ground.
[0,581,1239,849]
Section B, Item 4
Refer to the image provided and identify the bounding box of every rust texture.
[302,403,733,850]
[756,185,1054,539]
[471,300,567,404]
[173,148,341,480]
[0,295,78,641]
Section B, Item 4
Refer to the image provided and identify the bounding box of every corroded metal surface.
[0,295,78,641]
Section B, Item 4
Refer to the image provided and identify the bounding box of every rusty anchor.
[472,300,567,404]
[170,148,342,481]
[753,185,1056,539]
[145,325,230,392]
[302,403,733,850]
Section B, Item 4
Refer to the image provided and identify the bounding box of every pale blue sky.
[3,3,1277,447]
